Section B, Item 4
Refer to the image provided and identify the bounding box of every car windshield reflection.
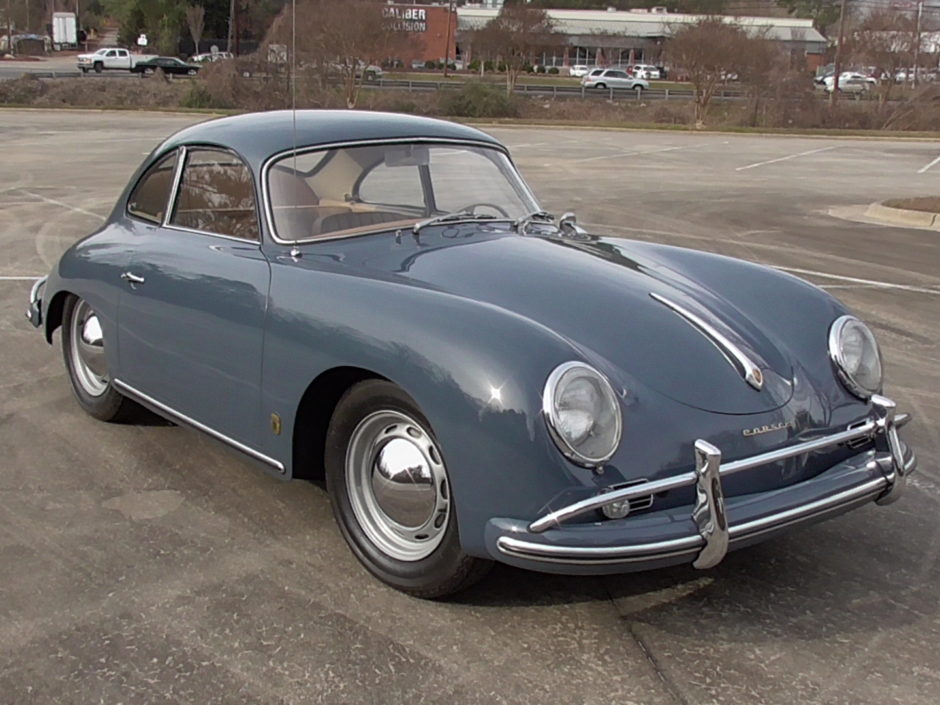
[267,142,539,241]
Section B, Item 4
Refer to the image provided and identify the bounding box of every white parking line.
[18,190,105,220]
[572,142,718,164]
[917,154,940,174]
[736,146,837,172]
[772,265,940,296]
[0,276,44,281]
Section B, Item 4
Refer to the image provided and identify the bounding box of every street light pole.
[443,0,455,78]
[913,0,923,87]
[830,0,848,106]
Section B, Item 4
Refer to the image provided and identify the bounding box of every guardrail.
[368,78,747,102]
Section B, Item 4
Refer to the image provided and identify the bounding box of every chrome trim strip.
[25,275,47,326]
[112,379,286,473]
[498,477,886,565]
[162,146,187,228]
[650,292,764,390]
[528,419,879,533]
[259,137,537,246]
[719,420,877,475]
[497,534,702,561]
[528,471,697,533]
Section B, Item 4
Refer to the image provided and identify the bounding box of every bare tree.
[667,18,748,126]
[186,5,205,54]
[267,0,410,108]
[473,4,555,95]
[736,31,786,127]
[852,9,915,109]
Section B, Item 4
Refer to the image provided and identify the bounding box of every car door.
[118,146,271,450]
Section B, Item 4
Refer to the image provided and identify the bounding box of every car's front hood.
[371,230,798,414]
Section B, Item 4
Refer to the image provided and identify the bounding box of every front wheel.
[187,69,196,76]
[93,62,103,73]
[325,379,492,598]
[61,295,136,422]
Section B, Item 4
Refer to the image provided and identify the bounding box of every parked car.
[26,111,916,598]
[823,72,876,92]
[568,64,590,78]
[581,68,649,91]
[630,63,661,80]
[131,57,201,77]
[190,51,234,63]
[77,47,156,73]
[824,72,874,94]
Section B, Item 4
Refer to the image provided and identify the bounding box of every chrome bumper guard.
[519,396,912,570]
[25,275,47,328]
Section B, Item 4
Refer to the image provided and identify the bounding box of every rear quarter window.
[127,150,179,224]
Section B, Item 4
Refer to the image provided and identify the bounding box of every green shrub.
[537,65,547,74]
[548,67,559,74]
[424,60,437,70]
[439,82,519,118]
[468,60,480,72]
[483,60,495,72]
[496,62,507,73]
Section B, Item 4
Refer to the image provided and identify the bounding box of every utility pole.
[913,0,923,87]
[5,0,13,57]
[830,0,848,106]
[443,0,455,78]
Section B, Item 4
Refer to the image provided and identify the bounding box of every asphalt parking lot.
[1,109,939,705]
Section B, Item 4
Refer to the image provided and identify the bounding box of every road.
[1,110,938,705]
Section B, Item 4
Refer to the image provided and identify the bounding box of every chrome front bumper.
[494,395,914,571]
[25,275,46,329]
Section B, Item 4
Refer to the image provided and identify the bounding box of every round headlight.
[543,362,622,467]
[828,315,883,399]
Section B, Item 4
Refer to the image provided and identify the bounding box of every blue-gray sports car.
[27,111,916,597]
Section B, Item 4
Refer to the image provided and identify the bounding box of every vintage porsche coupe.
[27,111,916,597]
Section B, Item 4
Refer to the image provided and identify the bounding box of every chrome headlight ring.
[542,361,623,468]
[828,315,884,400]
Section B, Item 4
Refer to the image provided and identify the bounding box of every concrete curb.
[865,202,940,230]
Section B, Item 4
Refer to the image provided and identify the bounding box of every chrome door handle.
[121,272,145,285]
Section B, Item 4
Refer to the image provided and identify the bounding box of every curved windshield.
[267,142,538,241]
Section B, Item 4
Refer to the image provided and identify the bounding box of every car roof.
[156,110,505,167]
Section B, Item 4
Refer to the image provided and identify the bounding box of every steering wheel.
[459,202,510,218]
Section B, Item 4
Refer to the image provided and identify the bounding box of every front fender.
[260,264,605,557]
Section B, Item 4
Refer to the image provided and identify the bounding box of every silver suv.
[580,68,649,91]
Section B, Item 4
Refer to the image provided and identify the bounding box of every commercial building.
[455,7,828,71]
[384,3,457,67]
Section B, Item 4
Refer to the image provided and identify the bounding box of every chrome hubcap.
[70,300,109,396]
[346,410,450,562]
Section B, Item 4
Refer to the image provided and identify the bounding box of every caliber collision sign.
[384,7,427,32]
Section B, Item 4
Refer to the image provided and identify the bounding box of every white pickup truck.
[77,48,157,74]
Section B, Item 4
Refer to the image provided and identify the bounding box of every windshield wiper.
[413,211,510,235]
[513,210,555,232]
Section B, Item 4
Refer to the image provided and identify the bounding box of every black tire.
[595,82,606,89]
[93,62,103,74]
[325,379,492,598]
[80,67,88,74]
[187,68,197,76]
[61,295,136,422]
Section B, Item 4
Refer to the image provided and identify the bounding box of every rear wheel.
[595,82,607,89]
[187,68,197,76]
[325,379,492,598]
[61,295,135,422]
